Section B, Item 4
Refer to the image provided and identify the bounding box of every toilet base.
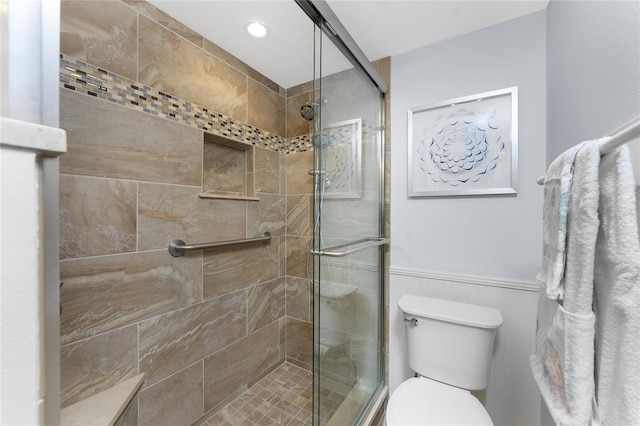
[386,377,493,426]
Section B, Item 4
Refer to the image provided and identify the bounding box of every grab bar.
[168,232,271,257]
[311,237,389,258]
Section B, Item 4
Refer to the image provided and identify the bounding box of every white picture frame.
[408,87,518,197]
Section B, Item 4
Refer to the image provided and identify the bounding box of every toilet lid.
[387,378,493,426]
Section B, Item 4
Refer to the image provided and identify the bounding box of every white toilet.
[387,295,503,425]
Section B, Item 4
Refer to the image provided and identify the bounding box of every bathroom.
[1,0,639,425]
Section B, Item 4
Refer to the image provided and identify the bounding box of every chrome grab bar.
[311,237,389,258]
[168,232,271,257]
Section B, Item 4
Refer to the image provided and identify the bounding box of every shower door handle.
[311,237,389,257]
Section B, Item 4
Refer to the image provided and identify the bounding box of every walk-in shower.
[54,1,387,425]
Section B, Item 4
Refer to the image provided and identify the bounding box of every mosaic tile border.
[59,54,313,153]
[288,135,313,153]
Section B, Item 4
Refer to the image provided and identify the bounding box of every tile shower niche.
[200,132,259,201]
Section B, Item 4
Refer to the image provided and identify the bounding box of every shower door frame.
[295,1,388,95]
[295,1,389,424]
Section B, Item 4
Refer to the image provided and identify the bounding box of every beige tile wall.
[60,0,293,137]
[284,150,314,371]
[60,0,138,80]
[59,90,203,186]
[59,1,389,424]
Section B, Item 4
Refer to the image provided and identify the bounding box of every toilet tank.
[398,295,503,390]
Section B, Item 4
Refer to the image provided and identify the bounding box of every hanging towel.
[593,146,640,425]
[537,143,583,300]
[531,140,600,426]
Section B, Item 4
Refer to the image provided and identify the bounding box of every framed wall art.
[321,118,362,199]
[408,87,518,197]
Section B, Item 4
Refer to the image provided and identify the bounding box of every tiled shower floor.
[204,362,313,426]
[203,362,358,426]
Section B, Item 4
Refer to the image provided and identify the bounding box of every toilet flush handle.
[404,317,419,326]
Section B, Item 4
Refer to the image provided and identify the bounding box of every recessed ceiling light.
[247,22,267,38]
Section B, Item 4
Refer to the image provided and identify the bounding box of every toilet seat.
[387,377,493,426]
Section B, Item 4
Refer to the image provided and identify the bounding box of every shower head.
[300,103,314,121]
[299,97,329,121]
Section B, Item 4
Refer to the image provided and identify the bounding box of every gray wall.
[390,11,547,282]
[389,11,547,426]
[547,0,640,164]
[389,3,640,425]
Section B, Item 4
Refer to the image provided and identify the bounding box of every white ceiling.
[149,0,549,89]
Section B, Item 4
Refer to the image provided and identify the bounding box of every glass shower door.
[311,25,386,426]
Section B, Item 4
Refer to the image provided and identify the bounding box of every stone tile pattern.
[205,362,312,426]
[59,0,314,152]
[59,87,303,424]
[203,362,353,426]
[61,0,287,138]
[60,53,295,153]
[58,1,317,425]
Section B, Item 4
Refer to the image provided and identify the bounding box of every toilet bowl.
[386,377,492,425]
[387,295,503,426]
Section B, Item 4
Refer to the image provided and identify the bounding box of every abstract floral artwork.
[321,118,362,199]
[408,87,518,197]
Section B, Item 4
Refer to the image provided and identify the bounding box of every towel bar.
[311,237,389,257]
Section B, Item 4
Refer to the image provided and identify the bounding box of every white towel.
[593,146,640,425]
[531,140,600,425]
[537,143,583,300]
[531,297,596,425]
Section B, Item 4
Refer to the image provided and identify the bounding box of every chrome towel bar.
[537,115,640,185]
[311,237,389,258]
[168,232,271,257]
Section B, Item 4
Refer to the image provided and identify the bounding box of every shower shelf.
[61,374,144,426]
[199,132,258,201]
[198,192,259,201]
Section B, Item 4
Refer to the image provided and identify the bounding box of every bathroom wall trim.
[389,267,539,292]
